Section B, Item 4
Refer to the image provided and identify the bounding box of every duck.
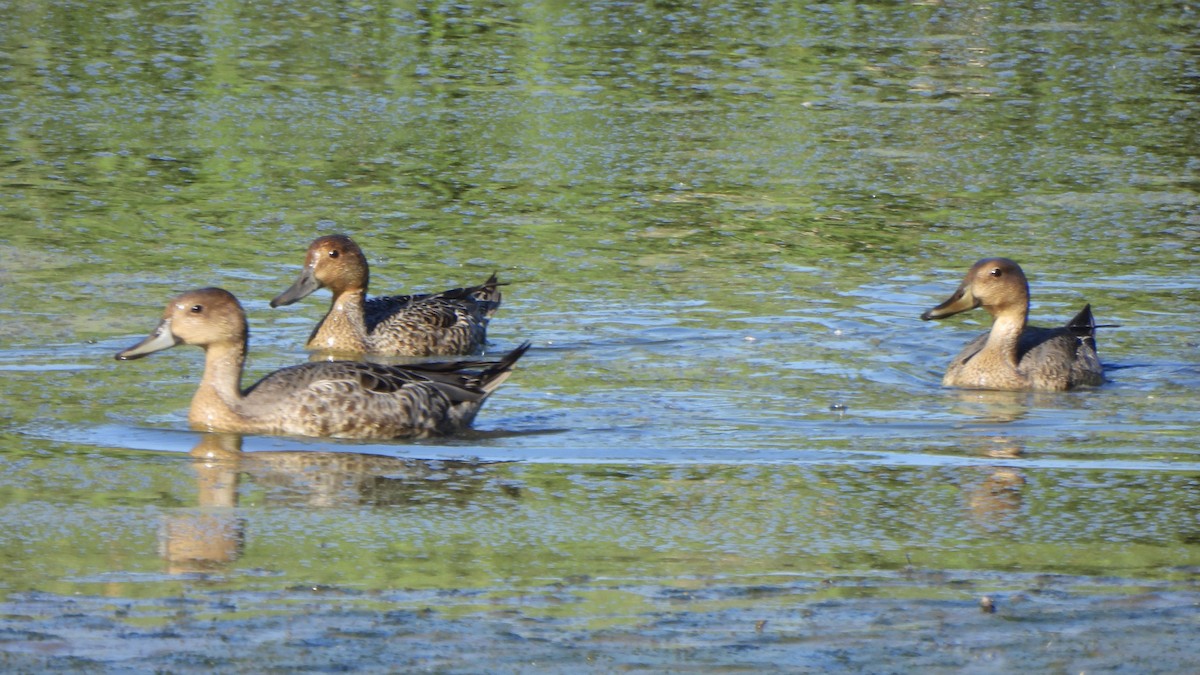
[920,257,1105,392]
[116,288,530,439]
[270,234,503,356]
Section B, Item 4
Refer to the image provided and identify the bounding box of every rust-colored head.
[270,234,370,307]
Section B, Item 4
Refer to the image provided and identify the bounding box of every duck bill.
[116,319,180,360]
[921,284,979,321]
[270,267,321,307]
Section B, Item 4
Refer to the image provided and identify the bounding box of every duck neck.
[984,306,1028,370]
[190,340,248,430]
[310,288,370,352]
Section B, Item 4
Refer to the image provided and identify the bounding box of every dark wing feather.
[246,343,529,404]
[243,360,433,398]
[399,341,531,401]
[234,343,529,438]
[366,273,504,330]
[1018,307,1105,388]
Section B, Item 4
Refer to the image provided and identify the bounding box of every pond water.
[1,0,1199,671]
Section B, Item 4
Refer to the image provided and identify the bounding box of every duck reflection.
[947,388,1097,423]
[947,389,1034,423]
[161,433,516,574]
[961,437,1026,533]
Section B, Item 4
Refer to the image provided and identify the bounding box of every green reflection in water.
[1,434,1197,612]
[0,0,1198,664]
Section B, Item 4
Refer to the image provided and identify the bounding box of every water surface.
[1,0,1198,671]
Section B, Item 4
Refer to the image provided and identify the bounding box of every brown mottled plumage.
[921,257,1104,392]
[270,234,502,356]
[116,288,530,439]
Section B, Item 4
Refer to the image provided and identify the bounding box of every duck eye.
[190,304,204,314]
[989,268,1003,277]
[328,249,340,259]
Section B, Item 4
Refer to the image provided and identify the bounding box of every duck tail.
[1066,304,1096,334]
[1066,304,1120,332]
[478,341,532,395]
[423,272,504,317]
[1066,303,1123,352]
[471,272,504,317]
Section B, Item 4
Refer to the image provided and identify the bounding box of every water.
[1,0,1199,671]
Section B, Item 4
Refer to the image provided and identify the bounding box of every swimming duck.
[270,234,502,356]
[116,288,530,439]
[920,257,1104,392]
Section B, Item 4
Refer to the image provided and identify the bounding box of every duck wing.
[1015,306,1105,389]
[404,341,531,398]
[238,343,531,437]
[366,273,504,329]
[238,361,456,438]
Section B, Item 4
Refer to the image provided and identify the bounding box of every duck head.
[270,234,369,307]
[117,288,248,359]
[921,257,1030,321]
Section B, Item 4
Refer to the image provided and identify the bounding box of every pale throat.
[191,342,248,427]
[983,306,1028,367]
